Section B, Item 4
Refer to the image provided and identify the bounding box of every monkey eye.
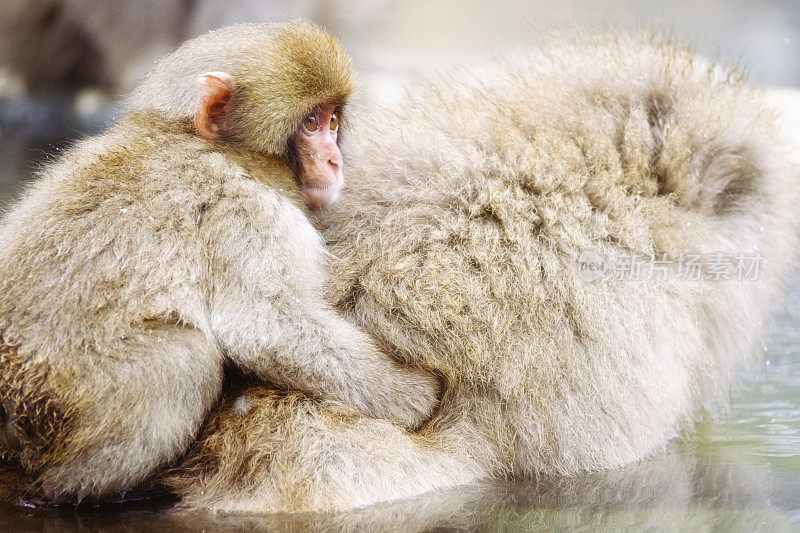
[302,112,319,133]
[329,112,338,131]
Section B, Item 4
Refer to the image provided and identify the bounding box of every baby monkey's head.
[126,20,356,210]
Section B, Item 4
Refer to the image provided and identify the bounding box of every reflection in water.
[1,449,798,530]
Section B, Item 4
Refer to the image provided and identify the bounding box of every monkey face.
[290,105,344,210]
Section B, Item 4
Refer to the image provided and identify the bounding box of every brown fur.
[0,21,438,502]
[166,34,800,512]
[126,22,356,156]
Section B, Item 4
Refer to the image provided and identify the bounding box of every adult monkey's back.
[169,35,800,512]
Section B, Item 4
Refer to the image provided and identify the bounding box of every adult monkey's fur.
[166,34,800,512]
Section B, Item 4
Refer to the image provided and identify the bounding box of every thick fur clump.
[0,118,231,498]
[167,34,800,512]
[168,384,477,513]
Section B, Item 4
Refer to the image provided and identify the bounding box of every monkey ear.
[194,72,236,140]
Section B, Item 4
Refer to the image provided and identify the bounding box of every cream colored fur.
[0,21,437,501]
[168,34,800,512]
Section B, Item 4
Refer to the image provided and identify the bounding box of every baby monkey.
[0,21,439,502]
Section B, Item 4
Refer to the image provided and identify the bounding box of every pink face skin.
[293,105,344,210]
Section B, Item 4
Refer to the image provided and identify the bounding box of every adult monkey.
[0,21,439,502]
[167,36,800,512]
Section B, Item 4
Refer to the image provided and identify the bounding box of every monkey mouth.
[304,182,344,210]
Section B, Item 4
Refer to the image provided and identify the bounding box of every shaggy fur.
[167,34,800,512]
[0,21,437,501]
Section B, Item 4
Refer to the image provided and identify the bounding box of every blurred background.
[0,1,799,529]
[1,1,800,142]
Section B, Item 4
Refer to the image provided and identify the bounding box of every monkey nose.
[326,142,343,175]
[328,152,342,175]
